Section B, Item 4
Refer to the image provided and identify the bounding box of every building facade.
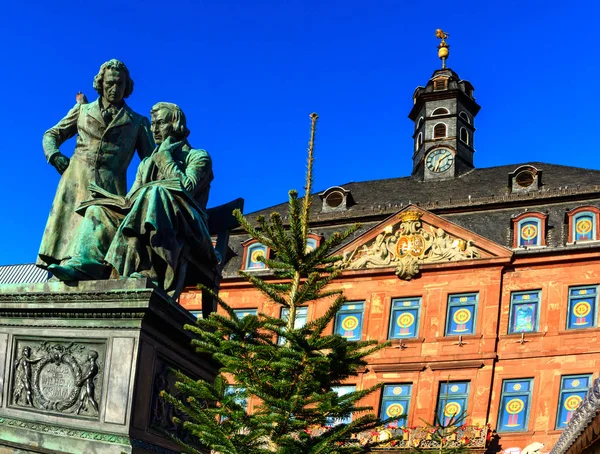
[181,46,600,452]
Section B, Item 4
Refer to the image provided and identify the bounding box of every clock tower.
[408,30,481,181]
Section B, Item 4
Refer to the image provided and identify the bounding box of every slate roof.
[0,263,50,285]
[222,162,600,277]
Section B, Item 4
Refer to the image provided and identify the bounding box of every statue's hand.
[50,153,70,175]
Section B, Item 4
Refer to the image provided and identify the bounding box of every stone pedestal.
[0,279,218,453]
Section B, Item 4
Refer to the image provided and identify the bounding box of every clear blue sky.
[0,0,597,265]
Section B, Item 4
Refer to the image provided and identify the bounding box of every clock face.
[426,149,454,173]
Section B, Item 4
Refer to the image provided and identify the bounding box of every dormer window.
[241,239,270,270]
[319,186,353,213]
[512,212,547,248]
[431,107,449,116]
[433,78,448,91]
[460,128,469,145]
[306,233,322,252]
[509,165,541,193]
[459,111,470,123]
[433,123,447,139]
[567,206,600,243]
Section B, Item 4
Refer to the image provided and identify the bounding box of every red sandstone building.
[182,40,600,452]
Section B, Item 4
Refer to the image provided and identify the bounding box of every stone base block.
[0,279,217,453]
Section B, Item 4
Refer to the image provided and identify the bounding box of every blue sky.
[0,0,597,265]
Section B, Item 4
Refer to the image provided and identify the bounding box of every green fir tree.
[161,113,395,453]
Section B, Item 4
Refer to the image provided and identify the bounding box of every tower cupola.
[408,30,481,181]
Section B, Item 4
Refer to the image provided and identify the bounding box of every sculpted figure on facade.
[13,347,40,406]
[38,59,154,269]
[76,350,99,415]
[49,102,217,297]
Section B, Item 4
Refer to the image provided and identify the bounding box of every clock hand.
[434,157,441,171]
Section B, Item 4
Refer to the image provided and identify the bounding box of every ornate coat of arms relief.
[339,210,479,280]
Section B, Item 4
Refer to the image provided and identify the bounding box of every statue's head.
[22,347,30,357]
[88,350,99,361]
[93,59,134,103]
[150,102,190,145]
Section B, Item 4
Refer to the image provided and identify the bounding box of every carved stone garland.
[339,211,479,280]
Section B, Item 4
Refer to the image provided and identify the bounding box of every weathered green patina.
[37,59,154,269]
[49,103,217,297]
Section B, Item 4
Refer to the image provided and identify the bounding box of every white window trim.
[432,122,447,139]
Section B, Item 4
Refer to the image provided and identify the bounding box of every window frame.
[508,290,541,334]
[512,212,547,248]
[497,378,534,433]
[380,384,412,426]
[459,111,470,123]
[567,206,600,243]
[436,381,470,426]
[445,293,478,336]
[433,122,447,139]
[329,385,356,426]
[241,239,270,271]
[334,301,365,341]
[555,374,592,429]
[388,297,421,340]
[460,127,469,145]
[567,285,598,330]
[278,306,309,345]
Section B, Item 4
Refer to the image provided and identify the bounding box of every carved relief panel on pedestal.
[9,338,106,419]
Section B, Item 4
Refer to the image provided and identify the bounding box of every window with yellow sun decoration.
[567,206,600,243]
[567,285,598,330]
[334,302,364,341]
[445,293,478,336]
[436,382,469,426]
[556,374,591,429]
[497,379,533,432]
[388,298,421,339]
[512,212,547,248]
[380,384,412,426]
[242,240,269,270]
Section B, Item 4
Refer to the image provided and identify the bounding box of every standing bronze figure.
[37,59,154,268]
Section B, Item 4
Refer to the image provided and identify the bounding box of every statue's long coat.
[37,99,154,267]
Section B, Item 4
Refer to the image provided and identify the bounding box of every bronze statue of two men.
[38,59,217,297]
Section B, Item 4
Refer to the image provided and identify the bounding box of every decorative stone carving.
[9,339,105,418]
[339,210,480,280]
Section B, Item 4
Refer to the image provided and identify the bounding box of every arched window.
[416,116,424,130]
[416,132,423,151]
[431,107,449,116]
[460,128,469,145]
[433,123,447,139]
[242,240,269,270]
[567,206,600,243]
[512,212,547,248]
[459,111,470,123]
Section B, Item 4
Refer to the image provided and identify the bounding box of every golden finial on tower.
[435,29,450,69]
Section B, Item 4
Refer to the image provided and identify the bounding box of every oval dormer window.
[515,170,535,188]
[325,191,344,208]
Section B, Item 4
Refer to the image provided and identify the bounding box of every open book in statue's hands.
[76,179,182,215]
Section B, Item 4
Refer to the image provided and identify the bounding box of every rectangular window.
[497,379,533,432]
[445,294,478,336]
[334,302,365,341]
[328,385,355,426]
[556,375,592,429]
[233,309,258,319]
[567,286,598,330]
[436,382,469,425]
[278,306,308,345]
[389,298,421,339]
[224,385,247,413]
[380,384,412,426]
[508,291,540,333]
